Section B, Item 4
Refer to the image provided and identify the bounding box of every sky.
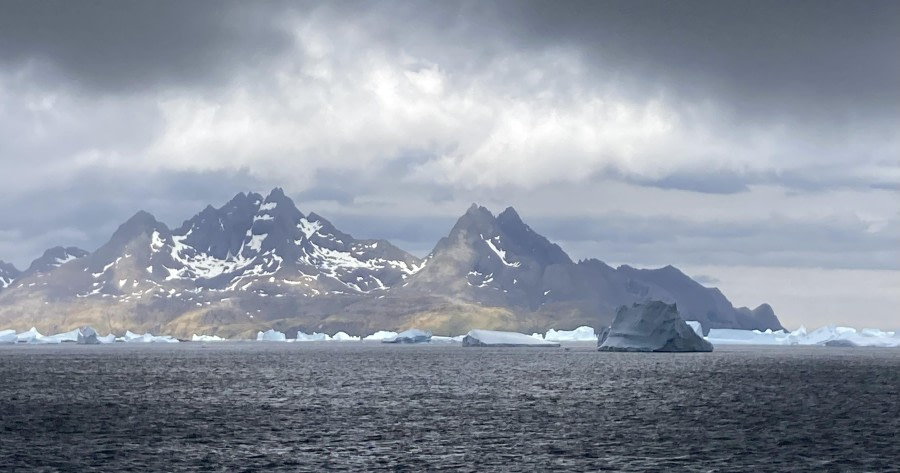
[0,0,897,328]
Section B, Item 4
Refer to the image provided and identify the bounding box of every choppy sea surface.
[1,343,898,472]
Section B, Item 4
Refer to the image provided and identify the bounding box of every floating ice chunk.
[331,331,360,341]
[382,329,431,344]
[256,329,287,342]
[191,334,227,342]
[296,331,331,341]
[77,326,101,345]
[544,326,597,341]
[0,329,17,344]
[430,335,465,343]
[363,330,399,341]
[46,328,81,343]
[122,330,179,343]
[97,334,117,344]
[599,302,713,352]
[16,327,57,344]
[463,329,560,347]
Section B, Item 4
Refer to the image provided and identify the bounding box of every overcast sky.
[0,0,897,328]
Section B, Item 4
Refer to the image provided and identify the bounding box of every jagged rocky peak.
[495,206,571,266]
[25,246,89,275]
[0,260,20,288]
[108,210,168,244]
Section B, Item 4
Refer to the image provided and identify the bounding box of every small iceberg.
[122,330,179,343]
[296,331,331,342]
[256,329,287,342]
[16,327,48,344]
[462,329,560,347]
[77,326,101,345]
[363,330,399,341]
[191,334,227,342]
[382,329,432,344]
[45,328,81,343]
[544,326,597,341]
[0,329,17,344]
[598,301,713,352]
[331,331,360,341]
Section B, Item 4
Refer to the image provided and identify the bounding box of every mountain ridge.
[0,188,782,337]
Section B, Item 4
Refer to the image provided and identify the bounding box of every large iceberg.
[463,329,561,347]
[598,301,714,352]
[46,328,81,343]
[382,329,432,344]
[544,326,597,341]
[256,329,287,342]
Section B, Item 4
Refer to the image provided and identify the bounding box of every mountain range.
[0,188,782,338]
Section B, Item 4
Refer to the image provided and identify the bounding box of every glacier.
[463,329,560,347]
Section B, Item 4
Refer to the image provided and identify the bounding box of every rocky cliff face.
[0,190,783,337]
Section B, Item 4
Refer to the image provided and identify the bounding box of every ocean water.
[0,343,898,472]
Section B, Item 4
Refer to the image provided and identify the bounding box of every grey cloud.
[692,274,721,286]
[0,0,294,94]
[530,213,900,271]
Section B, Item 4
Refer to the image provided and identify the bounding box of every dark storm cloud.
[496,0,900,121]
[0,0,293,93]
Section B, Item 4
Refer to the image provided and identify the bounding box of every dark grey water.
[0,343,898,472]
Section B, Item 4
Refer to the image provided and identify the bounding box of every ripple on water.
[0,343,898,472]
